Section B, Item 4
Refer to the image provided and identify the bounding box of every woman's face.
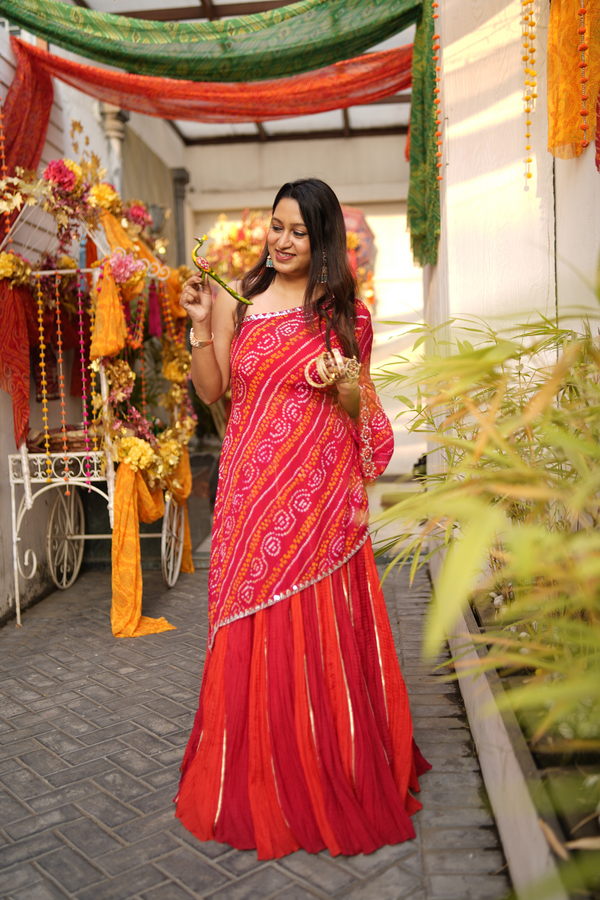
[267,197,312,278]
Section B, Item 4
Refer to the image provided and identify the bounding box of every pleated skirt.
[175,538,430,860]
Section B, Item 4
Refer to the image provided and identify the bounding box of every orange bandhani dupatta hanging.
[548,0,600,159]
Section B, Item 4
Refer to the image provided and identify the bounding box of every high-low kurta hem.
[176,301,430,859]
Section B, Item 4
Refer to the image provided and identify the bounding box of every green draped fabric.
[0,0,422,82]
[407,1,439,267]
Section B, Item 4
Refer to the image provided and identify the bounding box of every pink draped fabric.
[207,301,393,647]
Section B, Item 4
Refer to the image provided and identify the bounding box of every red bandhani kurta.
[208,300,393,647]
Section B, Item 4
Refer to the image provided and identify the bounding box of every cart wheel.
[162,497,185,587]
[46,487,85,590]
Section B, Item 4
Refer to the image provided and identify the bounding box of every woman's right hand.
[180,274,213,331]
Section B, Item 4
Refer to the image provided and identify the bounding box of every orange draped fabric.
[99,210,186,324]
[89,267,127,360]
[11,36,412,125]
[111,463,176,638]
[548,0,600,159]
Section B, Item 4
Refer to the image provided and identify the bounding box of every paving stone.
[77,863,168,900]
[119,728,174,757]
[28,781,99,812]
[206,865,292,900]
[428,874,510,899]
[96,832,180,876]
[10,878,70,900]
[75,791,139,827]
[141,882,197,900]
[0,790,31,824]
[336,863,421,900]
[278,849,357,893]
[0,830,63,868]
[36,846,105,892]
[113,806,179,843]
[106,747,162,777]
[91,767,150,803]
[217,849,268,876]
[45,757,114,788]
[0,767,53,799]
[420,808,495,829]
[0,862,44,895]
[4,804,81,840]
[155,845,231,894]
[421,828,499,850]
[58,816,124,858]
[425,850,504,875]
[335,841,418,877]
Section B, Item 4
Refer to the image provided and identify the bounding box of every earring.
[265,254,274,268]
[319,249,327,284]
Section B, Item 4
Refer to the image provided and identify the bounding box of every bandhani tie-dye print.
[207,301,394,648]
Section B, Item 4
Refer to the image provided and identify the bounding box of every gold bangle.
[316,352,337,385]
[305,358,328,389]
[331,348,345,377]
[190,328,214,348]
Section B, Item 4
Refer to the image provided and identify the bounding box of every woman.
[176,178,430,860]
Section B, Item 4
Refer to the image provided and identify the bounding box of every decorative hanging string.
[139,342,147,418]
[3,0,421,84]
[159,280,183,346]
[432,2,442,182]
[77,269,92,488]
[120,286,146,351]
[578,2,590,150]
[10,37,413,126]
[54,272,70,496]
[35,276,52,482]
[89,261,103,454]
[522,0,537,178]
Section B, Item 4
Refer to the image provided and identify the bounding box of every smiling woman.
[175,178,430,859]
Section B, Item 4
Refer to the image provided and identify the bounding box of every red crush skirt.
[175,539,430,860]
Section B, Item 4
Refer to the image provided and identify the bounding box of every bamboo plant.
[374,312,600,760]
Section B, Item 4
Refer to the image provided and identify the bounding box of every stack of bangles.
[305,349,361,390]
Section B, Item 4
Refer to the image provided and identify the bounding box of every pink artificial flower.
[109,251,145,285]
[43,159,77,192]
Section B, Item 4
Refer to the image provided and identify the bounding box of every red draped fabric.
[11,37,412,124]
[0,40,54,448]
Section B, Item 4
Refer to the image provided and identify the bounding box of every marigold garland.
[76,270,92,486]
[54,272,70,494]
[578,1,590,150]
[522,0,538,178]
[36,275,52,482]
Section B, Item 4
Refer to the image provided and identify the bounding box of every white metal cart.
[9,444,185,627]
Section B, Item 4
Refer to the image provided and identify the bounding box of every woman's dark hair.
[239,178,360,360]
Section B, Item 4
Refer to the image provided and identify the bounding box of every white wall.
[555,151,600,315]
[427,0,556,338]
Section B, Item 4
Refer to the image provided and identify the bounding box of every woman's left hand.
[323,351,361,417]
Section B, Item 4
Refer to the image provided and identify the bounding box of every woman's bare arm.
[179,274,238,405]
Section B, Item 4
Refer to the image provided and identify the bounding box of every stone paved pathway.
[0,563,511,900]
